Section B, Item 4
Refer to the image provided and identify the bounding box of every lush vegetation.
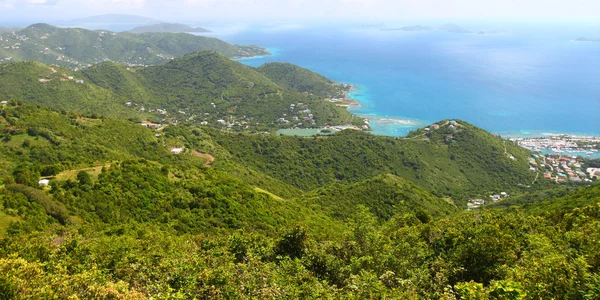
[257,62,349,98]
[0,23,267,68]
[129,23,211,33]
[0,52,599,298]
[0,52,356,129]
[207,121,539,203]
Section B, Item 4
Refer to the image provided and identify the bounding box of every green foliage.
[0,51,354,128]
[0,96,598,298]
[208,122,536,203]
[257,62,343,98]
[300,173,457,221]
[0,23,268,68]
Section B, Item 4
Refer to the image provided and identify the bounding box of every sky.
[0,0,599,24]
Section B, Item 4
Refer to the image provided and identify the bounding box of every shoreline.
[341,84,427,135]
[233,47,277,61]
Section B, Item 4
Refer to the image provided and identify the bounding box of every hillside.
[299,173,458,221]
[130,23,211,33]
[68,14,159,25]
[0,23,268,68]
[490,184,600,216]
[257,62,346,98]
[0,103,341,235]
[1,103,600,298]
[208,120,538,203]
[0,52,355,129]
[0,27,21,33]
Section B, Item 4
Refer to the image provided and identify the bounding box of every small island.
[439,23,505,35]
[380,25,432,31]
[130,23,211,34]
[575,37,600,43]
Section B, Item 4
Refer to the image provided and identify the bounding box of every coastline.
[341,84,427,137]
[233,47,278,61]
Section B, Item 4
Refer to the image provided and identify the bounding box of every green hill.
[130,23,211,33]
[0,102,599,298]
[0,23,268,68]
[208,120,536,203]
[490,184,600,217]
[0,102,341,235]
[257,62,347,98]
[0,52,355,128]
[69,14,159,25]
[300,173,458,221]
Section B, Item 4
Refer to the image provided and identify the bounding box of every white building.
[170,148,185,155]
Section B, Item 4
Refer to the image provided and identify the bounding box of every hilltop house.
[170,148,184,155]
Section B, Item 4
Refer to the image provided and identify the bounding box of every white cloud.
[0,0,13,8]
[2,0,600,22]
[24,0,59,5]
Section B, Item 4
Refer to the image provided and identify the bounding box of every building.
[170,148,184,155]
[38,179,50,187]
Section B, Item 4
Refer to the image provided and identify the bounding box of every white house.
[170,148,185,155]
[38,179,50,187]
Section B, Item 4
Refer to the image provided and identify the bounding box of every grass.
[54,162,111,182]
[254,187,285,201]
[4,134,51,148]
[0,211,21,237]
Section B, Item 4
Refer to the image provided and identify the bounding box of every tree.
[77,171,92,186]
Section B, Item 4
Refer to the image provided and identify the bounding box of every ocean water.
[200,22,600,137]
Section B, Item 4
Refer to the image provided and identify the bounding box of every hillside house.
[170,148,184,155]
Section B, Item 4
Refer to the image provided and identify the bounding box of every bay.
[198,21,600,137]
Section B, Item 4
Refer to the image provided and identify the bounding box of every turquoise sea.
[201,21,600,137]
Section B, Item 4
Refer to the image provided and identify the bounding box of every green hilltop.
[208,120,537,203]
[0,23,268,67]
[257,62,347,98]
[0,101,599,298]
[0,51,356,129]
[129,23,211,34]
[0,39,599,298]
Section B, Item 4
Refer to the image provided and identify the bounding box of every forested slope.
[0,102,599,298]
[208,121,536,202]
[0,52,355,128]
[257,62,345,98]
[0,23,268,68]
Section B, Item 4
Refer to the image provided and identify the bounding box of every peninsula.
[130,23,211,34]
[575,37,600,42]
[380,25,432,31]
[0,23,269,68]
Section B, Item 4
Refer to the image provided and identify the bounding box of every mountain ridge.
[0,23,268,68]
[130,23,211,34]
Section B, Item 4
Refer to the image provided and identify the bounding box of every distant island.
[69,14,159,25]
[0,23,268,67]
[575,37,600,43]
[439,23,505,35]
[379,23,505,35]
[0,27,21,33]
[380,25,432,31]
[130,23,211,34]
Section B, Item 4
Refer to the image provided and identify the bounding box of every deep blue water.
[201,22,600,137]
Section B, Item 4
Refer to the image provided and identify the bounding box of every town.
[509,134,600,157]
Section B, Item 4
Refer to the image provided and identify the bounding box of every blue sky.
[0,0,599,24]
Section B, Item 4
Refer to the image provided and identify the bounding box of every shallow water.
[205,21,600,137]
